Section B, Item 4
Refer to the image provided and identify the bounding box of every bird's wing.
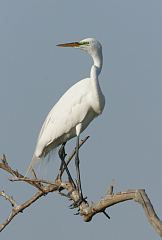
[34,78,92,157]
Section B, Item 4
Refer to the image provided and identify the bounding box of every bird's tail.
[24,154,40,178]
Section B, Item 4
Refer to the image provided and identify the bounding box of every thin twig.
[10,177,55,185]
[1,154,8,166]
[0,191,17,207]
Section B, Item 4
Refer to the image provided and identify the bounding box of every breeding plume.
[26,38,105,200]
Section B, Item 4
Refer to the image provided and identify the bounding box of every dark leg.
[58,142,76,188]
[75,136,84,201]
[58,142,66,174]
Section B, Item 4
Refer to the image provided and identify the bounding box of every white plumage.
[26,38,105,176]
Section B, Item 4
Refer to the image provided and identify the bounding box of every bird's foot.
[69,196,87,209]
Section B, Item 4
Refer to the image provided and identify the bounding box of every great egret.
[26,38,105,201]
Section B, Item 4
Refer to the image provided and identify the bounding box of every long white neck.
[90,50,103,79]
[89,48,105,115]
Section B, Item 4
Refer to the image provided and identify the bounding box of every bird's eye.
[80,41,89,46]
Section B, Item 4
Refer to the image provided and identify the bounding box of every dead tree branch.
[0,138,162,237]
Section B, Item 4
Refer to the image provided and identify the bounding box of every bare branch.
[0,141,162,238]
[0,181,59,232]
[78,189,162,237]
[0,191,17,208]
[135,190,162,237]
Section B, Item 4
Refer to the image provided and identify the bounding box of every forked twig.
[0,191,17,207]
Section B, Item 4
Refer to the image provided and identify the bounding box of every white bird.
[26,38,105,200]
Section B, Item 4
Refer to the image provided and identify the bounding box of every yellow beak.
[56,42,80,47]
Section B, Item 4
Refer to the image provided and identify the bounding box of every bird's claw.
[74,209,80,215]
[69,196,87,209]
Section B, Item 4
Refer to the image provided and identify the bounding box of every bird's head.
[57,38,102,57]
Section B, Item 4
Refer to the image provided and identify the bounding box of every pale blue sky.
[0,0,162,239]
